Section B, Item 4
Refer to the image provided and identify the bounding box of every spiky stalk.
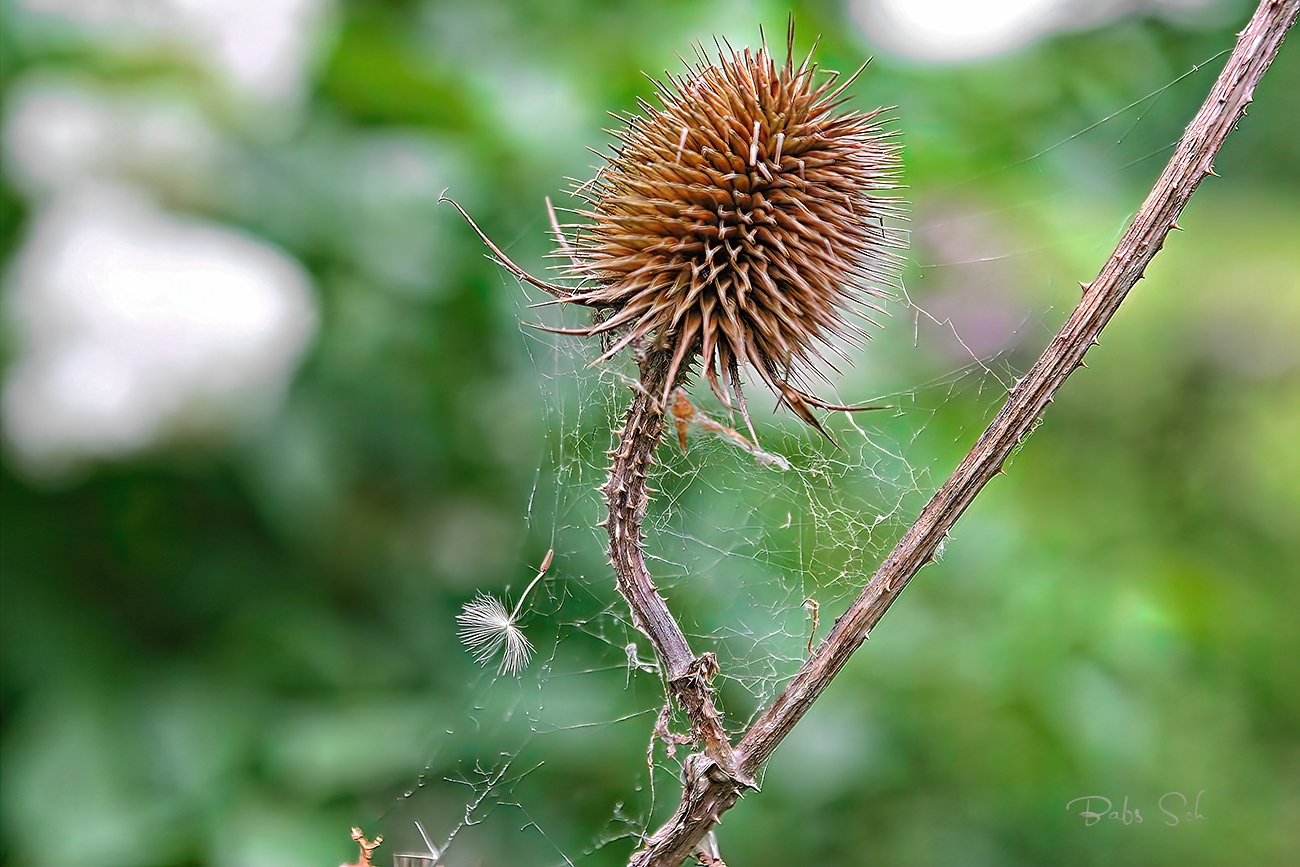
[446,16,905,821]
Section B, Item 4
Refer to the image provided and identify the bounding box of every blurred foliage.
[2,1,1298,866]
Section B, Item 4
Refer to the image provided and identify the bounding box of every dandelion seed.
[457,550,552,676]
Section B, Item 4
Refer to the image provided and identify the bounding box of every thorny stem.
[612,2,1298,865]
[604,350,740,774]
[604,351,693,680]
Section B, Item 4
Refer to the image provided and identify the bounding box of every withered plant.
[446,5,1297,865]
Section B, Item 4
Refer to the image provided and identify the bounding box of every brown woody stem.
[605,350,739,772]
[623,1,1299,864]
[604,350,695,680]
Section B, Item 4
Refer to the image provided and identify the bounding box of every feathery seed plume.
[457,593,534,676]
[456,550,552,677]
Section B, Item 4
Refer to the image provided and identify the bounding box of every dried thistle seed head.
[444,25,904,437]
[557,27,905,436]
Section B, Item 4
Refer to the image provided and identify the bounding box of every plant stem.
[508,550,553,621]
[604,350,695,681]
[604,350,740,772]
[619,1,1299,864]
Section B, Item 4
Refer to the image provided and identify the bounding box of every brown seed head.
[565,29,904,434]
[448,26,905,437]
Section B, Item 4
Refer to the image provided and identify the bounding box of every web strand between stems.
[614,1,1299,864]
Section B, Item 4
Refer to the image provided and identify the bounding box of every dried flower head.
[448,24,904,437]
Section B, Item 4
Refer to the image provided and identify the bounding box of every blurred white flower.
[2,184,317,478]
[2,77,223,200]
[18,0,334,108]
[853,0,1062,61]
[850,0,1224,62]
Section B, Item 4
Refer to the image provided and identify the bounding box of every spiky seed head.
[559,26,905,434]
[441,26,905,436]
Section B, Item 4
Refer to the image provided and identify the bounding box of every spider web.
[380,47,1227,866]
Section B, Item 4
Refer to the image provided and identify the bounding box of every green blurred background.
[2,0,1297,865]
